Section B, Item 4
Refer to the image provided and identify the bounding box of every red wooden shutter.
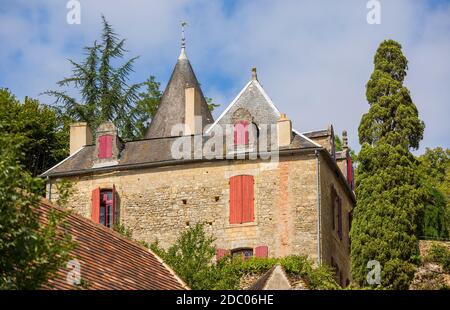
[98,135,113,159]
[234,121,249,145]
[229,176,243,224]
[112,184,116,227]
[347,156,353,189]
[242,175,254,223]
[91,187,101,223]
[216,249,228,261]
[255,245,268,258]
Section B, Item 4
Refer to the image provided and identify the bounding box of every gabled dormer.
[93,122,122,168]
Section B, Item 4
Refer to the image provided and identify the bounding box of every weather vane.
[181,21,188,49]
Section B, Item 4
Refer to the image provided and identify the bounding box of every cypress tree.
[351,40,425,289]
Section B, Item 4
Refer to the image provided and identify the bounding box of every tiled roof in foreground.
[38,201,188,290]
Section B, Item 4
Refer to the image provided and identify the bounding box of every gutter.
[315,150,322,265]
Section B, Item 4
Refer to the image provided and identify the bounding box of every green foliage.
[426,244,450,272]
[150,224,339,290]
[113,222,133,239]
[0,89,68,177]
[0,133,75,289]
[416,147,450,239]
[417,183,449,239]
[359,40,424,150]
[351,40,425,289]
[44,16,141,140]
[55,179,75,207]
[150,223,216,289]
[131,76,162,139]
[335,135,343,152]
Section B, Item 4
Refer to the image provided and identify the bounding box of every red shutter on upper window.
[98,135,113,159]
[234,121,249,145]
[242,175,254,223]
[216,249,228,261]
[347,156,353,189]
[229,176,243,224]
[255,245,268,258]
[91,187,101,223]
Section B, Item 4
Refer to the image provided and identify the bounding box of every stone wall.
[319,152,353,285]
[49,151,353,284]
[49,154,319,259]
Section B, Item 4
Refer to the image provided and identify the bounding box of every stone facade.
[318,152,353,286]
[49,149,354,283]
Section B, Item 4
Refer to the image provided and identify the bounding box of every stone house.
[41,45,355,287]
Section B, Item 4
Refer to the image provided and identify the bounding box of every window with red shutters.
[234,121,249,146]
[91,187,100,223]
[229,175,254,224]
[254,245,268,258]
[216,249,229,261]
[92,186,116,228]
[98,135,113,159]
[231,248,253,261]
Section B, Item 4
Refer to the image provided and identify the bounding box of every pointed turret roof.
[145,49,214,138]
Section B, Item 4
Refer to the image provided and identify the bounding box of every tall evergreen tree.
[351,40,425,289]
[44,16,141,140]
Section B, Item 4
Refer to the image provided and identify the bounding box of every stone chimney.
[185,86,202,135]
[277,113,292,148]
[342,130,349,153]
[70,122,93,155]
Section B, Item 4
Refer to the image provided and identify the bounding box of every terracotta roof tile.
[38,201,188,290]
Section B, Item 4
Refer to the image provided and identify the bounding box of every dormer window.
[234,121,249,146]
[98,135,113,159]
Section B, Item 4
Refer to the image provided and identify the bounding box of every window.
[331,186,343,240]
[231,248,253,261]
[92,186,116,228]
[229,175,254,224]
[98,135,113,159]
[233,121,249,146]
[99,189,114,227]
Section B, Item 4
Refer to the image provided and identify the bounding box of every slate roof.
[145,49,213,139]
[41,132,320,177]
[38,200,188,290]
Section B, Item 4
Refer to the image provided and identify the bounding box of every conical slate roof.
[145,49,214,138]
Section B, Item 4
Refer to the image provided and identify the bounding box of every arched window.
[233,121,249,146]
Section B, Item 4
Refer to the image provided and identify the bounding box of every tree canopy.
[0,88,68,177]
[351,40,425,289]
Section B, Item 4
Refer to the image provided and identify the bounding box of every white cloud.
[0,0,448,152]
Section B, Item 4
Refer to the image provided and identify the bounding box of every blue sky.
[0,0,449,153]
